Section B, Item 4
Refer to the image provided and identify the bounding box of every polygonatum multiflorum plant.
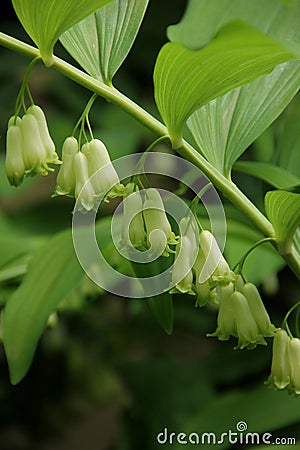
[0,0,300,396]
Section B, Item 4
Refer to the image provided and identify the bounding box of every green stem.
[72,92,98,144]
[282,300,300,337]
[234,237,276,275]
[14,56,40,116]
[1,32,300,279]
[136,135,170,173]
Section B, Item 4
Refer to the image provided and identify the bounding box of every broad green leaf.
[60,0,149,84]
[188,62,300,176]
[1,216,131,384]
[293,227,300,262]
[153,21,295,149]
[2,229,84,384]
[0,254,31,283]
[132,257,174,335]
[234,161,300,189]
[11,0,113,66]
[171,0,300,176]
[147,293,174,335]
[168,0,300,51]
[0,288,13,307]
[0,213,44,269]
[252,126,275,163]
[265,190,300,254]
[294,227,300,251]
[275,96,300,178]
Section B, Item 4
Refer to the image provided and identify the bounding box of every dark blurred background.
[1,1,300,450]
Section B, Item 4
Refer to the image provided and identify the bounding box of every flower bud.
[143,188,178,255]
[21,114,49,175]
[240,282,276,337]
[198,230,230,283]
[82,139,123,198]
[5,118,25,186]
[74,152,95,212]
[122,190,146,249]
[54,136,78,196]
[267,329,291,390]
[27,105,60,163]
[170,236,195,295]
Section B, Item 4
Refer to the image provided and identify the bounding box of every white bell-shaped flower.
[143,188,178,256]
[122,190,146,250]
[267,329,291,390]
[74,152,95,212]
[21,114,50,176]
[198,230,230,283]
[170,236,195,295]
[240,282,276,337]
[5,117,25,186]
[82,139,123,198]
[209,287,268,349]
[27,105,60,163]
[54,136,78,197]
[288,338,300,395]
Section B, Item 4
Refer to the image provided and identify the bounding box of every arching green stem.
[282,300,300,338]
[233,237,276,277]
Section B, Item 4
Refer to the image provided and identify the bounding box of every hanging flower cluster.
[168,226,277,350]
[267,329,300,395]
[54,137,124,212]
[5,105,61,186]
[122,187,178,257]
[208,278,277,349]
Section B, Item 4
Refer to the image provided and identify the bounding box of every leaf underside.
[171,0,300,175]
[60,0,149,84]
[265,190,300,254]
[154,20,295,149]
